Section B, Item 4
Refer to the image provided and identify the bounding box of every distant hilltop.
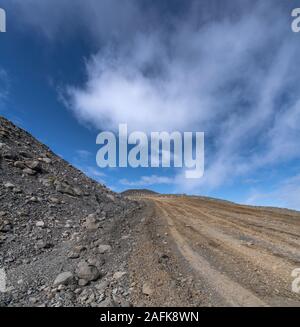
[121,189,159,196]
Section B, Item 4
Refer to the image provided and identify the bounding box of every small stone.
[142,283,153,296]
[36,240,53,249]
[98,245,111,254]
[53,272,74,287]
[23,168,37,175]
[68,252,79,259]
[78,279,89,286]
[14,161,26,169]
[57,284,65,291]
[65,220,73,228]
[73,187,82,196]
[19,150,31,158]
[107,194,115,201]
[55,182,75,196]
[76,260,101,282]
[84,214,99,231]
[49,197,60,204]
[4,182,15,189]
[87,213,97,220]
[113,272,127,280]
[74,288,82,294]
[41,157,52,164]
[74,245,86,252]
[29,297,37,304]
[36,221,45,228]
[0,221,12,232]
[25,160,42,171]
[95,280,109,292]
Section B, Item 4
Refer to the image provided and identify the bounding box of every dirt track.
[129,195,300,307]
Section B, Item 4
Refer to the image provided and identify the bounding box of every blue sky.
[1,0,300,209]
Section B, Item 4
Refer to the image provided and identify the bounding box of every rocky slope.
[0,116,141,307]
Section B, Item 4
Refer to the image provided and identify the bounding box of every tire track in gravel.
[146,196,300,306]
[154,203,268,306]
[164,197,300,261]
[167,201,300,267]
[184,198,300,243]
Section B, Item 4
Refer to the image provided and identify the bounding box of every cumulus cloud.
[65,1,300,191]
[8,0,300,197]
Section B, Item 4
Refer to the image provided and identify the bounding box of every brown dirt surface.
[128,195,300,307]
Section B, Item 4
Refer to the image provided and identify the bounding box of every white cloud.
[246,174,300,211]
[84,166,106,178]
[9,1,300,201]
[120,175,174,186]
[75,149,92,160]
[65,1,300,193]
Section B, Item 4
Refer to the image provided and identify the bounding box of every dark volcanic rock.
[0,116,140,307]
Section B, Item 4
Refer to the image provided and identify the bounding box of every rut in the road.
[146,196,300,307]
[158,206,268,307]
[163,202,297,278]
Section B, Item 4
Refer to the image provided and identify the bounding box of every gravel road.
[129,195,300,307]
